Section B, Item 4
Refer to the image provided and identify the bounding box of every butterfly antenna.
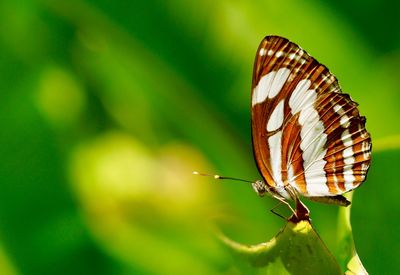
[192,171,253,183]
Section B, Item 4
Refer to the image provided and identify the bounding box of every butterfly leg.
[270,194,297,218]
[285,185,310,221]
[269,201,297,220]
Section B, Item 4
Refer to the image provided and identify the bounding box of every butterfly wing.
[251,36,371,199]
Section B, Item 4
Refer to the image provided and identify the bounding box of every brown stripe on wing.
[321,96,371,194]
[350,124,371,188]
[251,102,276,187]
[281,113,308,194]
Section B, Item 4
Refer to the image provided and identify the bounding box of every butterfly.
[250,36,371,219]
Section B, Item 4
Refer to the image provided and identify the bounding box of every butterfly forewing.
[251,36,371,199]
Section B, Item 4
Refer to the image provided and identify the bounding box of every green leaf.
[336,192,368,274]
[349,137,400,274]
[218,220,342,274]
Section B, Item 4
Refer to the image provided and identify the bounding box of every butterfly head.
[251,180,269,197]
[252,179,292,201]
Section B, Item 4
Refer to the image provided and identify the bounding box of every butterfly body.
[251,36,371,206]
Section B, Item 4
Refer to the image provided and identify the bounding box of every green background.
[0,0,399,274]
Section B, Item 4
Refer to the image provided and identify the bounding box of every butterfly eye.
[251,180,267,197]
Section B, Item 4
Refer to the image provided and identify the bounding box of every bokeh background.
[0,0,399,274]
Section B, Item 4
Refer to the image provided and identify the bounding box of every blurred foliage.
[0,0,399,274]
